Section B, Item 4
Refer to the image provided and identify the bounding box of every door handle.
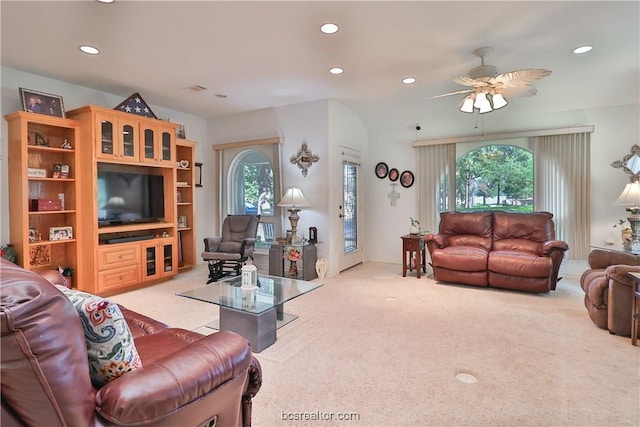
[339,213,344,218]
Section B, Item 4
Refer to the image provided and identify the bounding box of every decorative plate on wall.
[389,168,399,182]
[400,170,415,188]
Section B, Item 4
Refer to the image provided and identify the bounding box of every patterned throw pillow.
[55,286,142,388]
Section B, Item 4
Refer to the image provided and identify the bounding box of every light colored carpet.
[109,262,640,427]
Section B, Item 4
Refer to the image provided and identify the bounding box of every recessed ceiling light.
[329,67,344,75]
[320,23,339,34]
[573,45,593,54]
[79,45,100,55]
[402,77,416,84]
[97,0,114,3]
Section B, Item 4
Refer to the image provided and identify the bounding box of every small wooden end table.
[401,234,426,278]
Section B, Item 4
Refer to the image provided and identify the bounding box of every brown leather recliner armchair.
[424,211,569,293]
[580,249,640,337]
[0,259,262,427]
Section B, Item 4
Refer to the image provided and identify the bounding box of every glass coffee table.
[177,274,322,352]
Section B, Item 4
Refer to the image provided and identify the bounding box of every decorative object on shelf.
[178,159,190,169]
[27,168,46,178]
[278,187,310,240]
[375,162,388,179]
[61,137,72,149]
[49,226,73,241]
[195,162,203,187]
[309,226,317,243]
[52,164,69,179]
[400,170,415,188]
[290,141,319,177]
[34,132,49,146]
[114,92,157,119]
[614,181,640,254]
[387,183,400,206]
[58,193,65,210]
[29,245,51,267]
[178,215,188,228]
[28,226,41,243]
[611,144,640,182]
[176,190,182,203]
[169,119,186,139]
[19,87,65,118]
[315,258,327,279]
[0,243,17,263]
[389,168,399,182]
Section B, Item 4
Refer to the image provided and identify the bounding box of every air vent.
[187,85,207,92]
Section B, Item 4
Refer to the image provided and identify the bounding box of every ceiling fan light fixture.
[459,95,475,113]
[478,102,493,114]
[491,93,508,109]
[473,92,489,109]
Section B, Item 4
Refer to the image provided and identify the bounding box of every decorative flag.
[114,92,157,119]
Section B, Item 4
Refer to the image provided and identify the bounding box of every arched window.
[227,149,276,249]
[455,144,533,212]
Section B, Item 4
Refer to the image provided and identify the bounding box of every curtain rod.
[412,125,594,147]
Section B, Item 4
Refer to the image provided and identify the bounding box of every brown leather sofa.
[580,249,640,337]
[424,211,569,293]
[0,259,262,426]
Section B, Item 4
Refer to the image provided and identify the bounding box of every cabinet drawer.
[98,265,140,292]
[98,244,140,270]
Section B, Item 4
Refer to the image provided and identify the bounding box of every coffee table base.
[206,306,299,352]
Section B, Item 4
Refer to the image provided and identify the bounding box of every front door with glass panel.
[339,149,363,271]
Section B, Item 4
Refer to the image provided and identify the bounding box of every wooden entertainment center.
[6,106,197,295]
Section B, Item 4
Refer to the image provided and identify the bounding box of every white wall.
[365,102,640,263]
[209,99,367,276]
[2,66,638,271]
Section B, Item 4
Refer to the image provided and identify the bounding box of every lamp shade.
[614,182,640,207]
[459,95,475,113]
[277,187,310,208]
[492,93,508,109]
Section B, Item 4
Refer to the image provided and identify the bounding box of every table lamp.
[615,181,640,254]
[277,187,310,239]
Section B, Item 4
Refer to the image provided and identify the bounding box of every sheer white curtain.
[534,133,591,260]
[416,143,456,234]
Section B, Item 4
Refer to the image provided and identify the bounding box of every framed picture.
[400,170,415,188]
[375,162,388,179]
[169,119,186,139]
[49,226,73,241]
[389,168,399,182]
[195,162,203,187]
[52,164,69,179]
[19,88,65,118]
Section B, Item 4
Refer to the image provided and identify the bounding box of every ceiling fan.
[431,47,552,114]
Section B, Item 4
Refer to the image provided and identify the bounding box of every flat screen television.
[97,164,165,227]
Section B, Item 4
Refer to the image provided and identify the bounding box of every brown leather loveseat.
[0,259,262,426]
[424,211,569,293]
[580,249,640,337]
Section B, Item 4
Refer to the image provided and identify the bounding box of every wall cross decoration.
[388,183,400,206]
[290,141,319,177]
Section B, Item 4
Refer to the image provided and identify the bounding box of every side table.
[269,243,318,281]
[401,234,426,278]
[629,272,640,346]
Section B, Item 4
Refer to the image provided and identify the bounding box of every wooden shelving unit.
[5,111,83,287]
[176,139,196,270]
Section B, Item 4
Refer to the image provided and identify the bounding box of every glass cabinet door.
[100,119,114,156]
[163,243,174,273]
[144,128,155,161]
[121,124,136,159]
[161,131,172,162]
[145,245,157,278]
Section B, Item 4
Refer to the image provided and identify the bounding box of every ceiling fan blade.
[491,69,552,85]
[428,88,474,99]
[498,84,538,98]
[453,76,490,87]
